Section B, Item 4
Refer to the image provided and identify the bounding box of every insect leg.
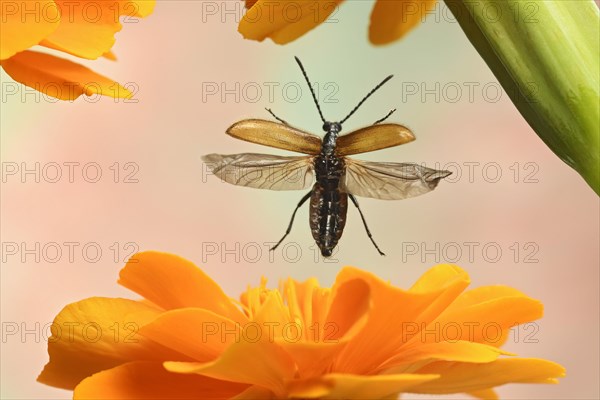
[349,194,386,256]
[270,190,312,251]
[265,108,289,125]
[373,109,396,125]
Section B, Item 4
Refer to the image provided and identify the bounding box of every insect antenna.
[340,74,394,125]
[294,56,326,124]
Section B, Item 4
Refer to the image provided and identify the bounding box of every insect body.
[203,58,451,257]
[311,147,347,257]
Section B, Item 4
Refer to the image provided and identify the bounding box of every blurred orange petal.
[239,0,344,44]
[119,251,246,323]
[369,0,437,45]
[1,50,133,99]
[41,0,155,59]
[73,361,248,399]
[102,50,117,61]
[0,0,60,59]
[37,297,185,390]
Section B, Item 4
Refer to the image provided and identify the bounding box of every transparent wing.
[341,158,452,200]
[227,119,322,155]
[202,153,315,190]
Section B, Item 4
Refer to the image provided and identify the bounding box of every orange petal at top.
[119,251,247,323]
[1,50,133,99]
[369,0,437,45]
[41,0,155,59]
[0,0,60,59]
[239,0,344,45]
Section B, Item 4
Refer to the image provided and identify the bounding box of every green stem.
[444,0,599,194]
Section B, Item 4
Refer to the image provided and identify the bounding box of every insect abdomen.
[309,183,348,257]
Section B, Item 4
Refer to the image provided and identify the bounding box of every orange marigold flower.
[0,0,154,100]
[39,251,565,399]
[239,0,436,45]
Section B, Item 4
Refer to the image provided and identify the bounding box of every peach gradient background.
[1,1,598,399]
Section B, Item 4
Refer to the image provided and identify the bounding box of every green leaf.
[444,0,600,194]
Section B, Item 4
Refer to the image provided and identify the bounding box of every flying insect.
[203,57,451,257]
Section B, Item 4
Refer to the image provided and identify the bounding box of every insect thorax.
[321,131,338,155]
[314,153,345,187]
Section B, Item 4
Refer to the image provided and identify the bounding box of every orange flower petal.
[276,278,371,377]
[37,257,563,398]
[431,285,543,347]
[411,358,565,394]
[0,0,60,59]
[407,264,472,323]
[238,0,344,45]
[1,50,132,99]
[251,289,290,336]
[102,50,117,61]
[324,278,370,341]
[119,251,246,323]
[333,265,470,374]
[139,308,242,362]
[468,388,499,400]
[449,285,527,308]
[41,0,155,59]
[37,297,187,390]
[286,377,331,398]
[279,341,348,380]
[281,277,330,334]
[165,340,296,397]
[232,385,275,399]
[381,340,511,370]
[289,373,440,399]
[369,0,437,45]
[73,361,248,399]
